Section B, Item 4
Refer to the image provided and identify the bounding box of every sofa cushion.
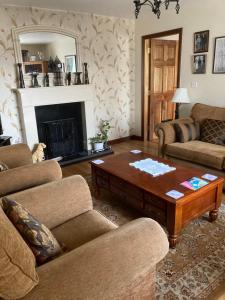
[0,161,9,172]
[52,210,117,251]
[2,197,62,266]
[201,119,225,145]
[0,206,38,299]
[165,141,225,170]
[174,123,200,143]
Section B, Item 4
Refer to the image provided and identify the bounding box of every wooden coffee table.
[91,152,224,248]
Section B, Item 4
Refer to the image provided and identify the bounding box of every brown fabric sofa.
[0,143,62,197]
[1,175,169,300]
[156,103,225,185]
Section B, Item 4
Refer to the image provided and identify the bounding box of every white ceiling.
[0,0,135,19]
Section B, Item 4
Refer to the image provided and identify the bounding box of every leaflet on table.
[202,174,218,181]
[130,150,142,154]
[180,177,208,191]
[166,190,184,199]
[92,159,104,165]
[129,158,176,177]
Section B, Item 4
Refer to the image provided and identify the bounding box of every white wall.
[135,0,225,135]
[0,6,135,143]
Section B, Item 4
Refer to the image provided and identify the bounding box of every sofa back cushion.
[201,119,225,145]
[174,123,200,143]
[2,197,62,266]
[191,103,225,125]
[0,206,39,299]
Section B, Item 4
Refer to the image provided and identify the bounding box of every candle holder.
[66,72,72,86]
[83,63,89,84]
[17,63,25,88]
[44,73,49,87]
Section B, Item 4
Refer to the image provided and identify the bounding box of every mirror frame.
[12,25,81,71]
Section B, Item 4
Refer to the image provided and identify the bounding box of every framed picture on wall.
[65,55,77,73]
[213,36,225,74]
[192,54,207,74]
[194,30,209,53]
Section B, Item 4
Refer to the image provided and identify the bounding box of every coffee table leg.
[209,209,218,222]
[91,165,101,198]
[167,204,182,249]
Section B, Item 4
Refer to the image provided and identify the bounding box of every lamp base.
[175,103,180,119]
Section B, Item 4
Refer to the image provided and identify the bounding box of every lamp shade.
[172,88,190,104]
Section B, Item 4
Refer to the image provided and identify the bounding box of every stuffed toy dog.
[32,143,46,163]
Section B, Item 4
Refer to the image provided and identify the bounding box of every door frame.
[141,28,183,139]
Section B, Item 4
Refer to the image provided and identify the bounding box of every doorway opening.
[142,28,183,141]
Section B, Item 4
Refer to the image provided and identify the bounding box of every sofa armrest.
[0,160,62,198]
[7,175,93,229]
[155,117,193,157]
[0,143,32,168]
[23,218,169,300]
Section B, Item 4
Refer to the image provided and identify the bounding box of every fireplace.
[35,102,86,160]
[16,85,113,165]
[15,85,95,149]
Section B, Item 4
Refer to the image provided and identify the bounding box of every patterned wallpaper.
[0,6,135,144]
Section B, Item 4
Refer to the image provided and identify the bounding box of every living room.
[0,0,225,299]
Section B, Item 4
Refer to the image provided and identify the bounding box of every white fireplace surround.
[16,85,96,151]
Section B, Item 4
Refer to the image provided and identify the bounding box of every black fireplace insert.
[35,102,86,160]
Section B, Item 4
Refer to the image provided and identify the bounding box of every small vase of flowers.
[89,120,111,152]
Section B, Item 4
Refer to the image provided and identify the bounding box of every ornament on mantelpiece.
[66,72,71,86]
[53,56,64,86]
[31,72,41,88]
[55,56,62,70]
[48,56,55,72]
[74,72,82,85]
[54,71,64,86]
[83,62,89,84]
[17,63,25,88]
[44,73,49,87]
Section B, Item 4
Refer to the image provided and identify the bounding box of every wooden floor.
[62,140,158,178]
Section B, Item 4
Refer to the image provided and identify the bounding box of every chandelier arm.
[139,0,154,9]
[134,0,180,19]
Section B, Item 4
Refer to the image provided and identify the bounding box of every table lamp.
[172,88,190,119]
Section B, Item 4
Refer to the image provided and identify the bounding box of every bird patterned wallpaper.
[0,6,135,144]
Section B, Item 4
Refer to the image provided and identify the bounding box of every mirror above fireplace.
[12,25,81,75]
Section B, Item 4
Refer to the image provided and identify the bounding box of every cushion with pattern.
[2,197,62,266]
[173,122,200,143]
[201,119,225,145]
[0,161,9,172]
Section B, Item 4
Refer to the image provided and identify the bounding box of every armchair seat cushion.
[52,210,117,251]
[165,141,225,170]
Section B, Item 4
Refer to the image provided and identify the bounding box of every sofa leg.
[168,235,178,249]
[209,210,218,222]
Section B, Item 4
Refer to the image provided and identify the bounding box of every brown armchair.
[0,143,62,197]
[5,175,169,300]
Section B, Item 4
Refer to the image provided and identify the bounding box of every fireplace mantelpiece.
[15,85,96,151]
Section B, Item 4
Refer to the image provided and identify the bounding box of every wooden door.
[145,39,178,141]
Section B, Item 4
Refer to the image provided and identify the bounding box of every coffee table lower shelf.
[91,165,223,248]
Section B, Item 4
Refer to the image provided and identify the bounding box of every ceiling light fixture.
[133,0,180,19]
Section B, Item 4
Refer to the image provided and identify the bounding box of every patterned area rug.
[85,175,225,300]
